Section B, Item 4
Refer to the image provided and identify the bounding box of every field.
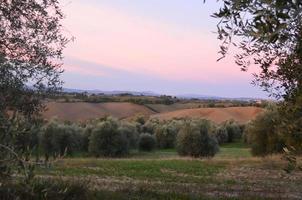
[43,101,263,124]
[151,106,263,124]
[37,99,299,199]
[43,102,155,121]
[37,141,302,199]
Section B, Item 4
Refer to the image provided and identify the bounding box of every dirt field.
[146,103,204,113]
[43,102,263,124]
[43,102,155,122]
[151,106,264,124]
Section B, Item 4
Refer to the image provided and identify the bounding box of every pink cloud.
[61,1,254,83]
[64,65,106,77]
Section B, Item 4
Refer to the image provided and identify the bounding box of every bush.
[88,118,129,157]
[118,122,139,149]
[176,120,219,157]
[138,133,157,151]
[214,126,229,145]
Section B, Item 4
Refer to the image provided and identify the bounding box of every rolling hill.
[43,102,155,122]
[151,106,264,124]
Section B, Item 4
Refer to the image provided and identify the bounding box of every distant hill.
[62,88,159,96]
[62,88,265,101]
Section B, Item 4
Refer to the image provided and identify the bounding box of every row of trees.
[19,116,244,159]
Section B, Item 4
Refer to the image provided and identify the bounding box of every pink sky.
[60,0,265,98]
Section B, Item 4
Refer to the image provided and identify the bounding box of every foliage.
[223,121,242,143]
[154,123,178,149]
[282,146,302,174]
[176,120,219,157]
[141,118,160,134]
[212,0,302,100]
[214,126,229,145]
[245,107,285,156]
[41,121,84,159]
[0,0,68,182]
[82,125,94,152]
[138,133,157,152]
[118,122,139,149]
[133,115,146,125]
[277,96,302,153]
[0,179,91,200]
[88,118,129,157]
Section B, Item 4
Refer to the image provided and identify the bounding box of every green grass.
[36,142,292,199]
[38,141,250,183]
[129,148,178,159]
[38,159,224,184]
[216,141,252,159]
[129,141,252,160]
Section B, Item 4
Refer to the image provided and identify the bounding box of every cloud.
[61,1,252,83]
[62,57,267,98]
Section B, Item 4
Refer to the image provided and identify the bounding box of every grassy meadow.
[35,141,302,200]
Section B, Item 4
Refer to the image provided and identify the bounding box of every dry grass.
[38,155,302,199]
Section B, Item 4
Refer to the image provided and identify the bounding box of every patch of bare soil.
[151,106,264,124]
[43,102,155,122]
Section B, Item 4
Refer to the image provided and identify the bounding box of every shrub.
[88,118,129,157]
[138,133,157,151]
[176,120,219,157]
[214,126,229,145]
[118,122,139,149]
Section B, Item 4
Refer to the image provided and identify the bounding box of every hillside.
[151,106,264,124]
[43,102,155,122]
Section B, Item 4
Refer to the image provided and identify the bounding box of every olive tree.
[210,0,302,154]
[89,118,129,157]
[211,0,302,100]
[0,0,69,182]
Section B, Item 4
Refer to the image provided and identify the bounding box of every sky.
[60,0,268,98]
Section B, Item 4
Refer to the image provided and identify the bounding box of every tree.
[176,120,219,158]
[0,0,68,181]
[89,118,129,157]
[210,0,302,158]
[211,0,302,100]
[138,133,157,152]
